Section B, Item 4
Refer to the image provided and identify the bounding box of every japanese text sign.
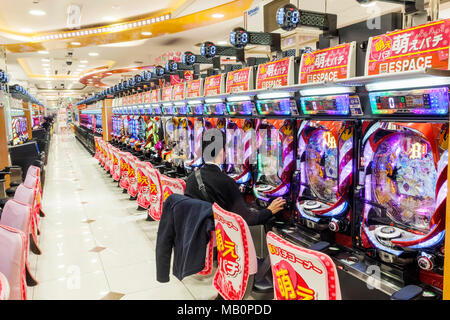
[266,232,341,300]
[151,89,160,103]
[173,83,186,100]
[186,79,203,98]
[300,42,356,84]
[204,74,225,96]
[162,86,173,102]
[366,19,450,75]
[256,57,294,89]
[226,67,253,94]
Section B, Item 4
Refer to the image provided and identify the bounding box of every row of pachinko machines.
[80,111,103,136]
[91,16,450,300]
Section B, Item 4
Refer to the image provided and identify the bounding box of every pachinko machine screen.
[301,94,350,115]
[369,87,449,115]
[256,99,298,116]
[226,101,255,116]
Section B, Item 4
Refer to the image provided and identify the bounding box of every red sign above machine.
[256,57,294,89]
[162,86,173,102]
[300,42,356,84]
[226,67,253,94]
[366,19,450,76]
[144,91,151,103]
[151,89,160,103]
[186,79,203,98]
[204,74,225,96]
[172,83,186,100]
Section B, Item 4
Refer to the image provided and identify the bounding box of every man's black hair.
[202,129,226,162]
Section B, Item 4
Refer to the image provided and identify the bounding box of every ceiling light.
[360,1,377,7]
[88,52,99,56]
[212,13,224,18]
[41,58,50,62]
[29,10,46,16]
[42,63,50,67]
[20,28,33,33]
[71,42,81,46]
[80,60,88,64]
[38,50,49,54]
[102,17,117,22]
[141,31,152,36]
[217,41,227,45]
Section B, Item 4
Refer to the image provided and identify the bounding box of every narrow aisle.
[30,129,216,300]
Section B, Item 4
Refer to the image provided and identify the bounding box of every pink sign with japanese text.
[226,67,253,94]
[256,57,294,89]
[186,79,203,98]
[300,42,356,84]
[266,232,341,300]
[366,19,450,76]
[144,91,151,103]
[162,86,172,102]
[172,83,186,100]
[204,74,225,96]
[151,89,160,103]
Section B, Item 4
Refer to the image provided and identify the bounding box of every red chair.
[0,199,38,286]
[0,225,27,300]
[126,155,140,199]
[23,166,45,219]
[119,153,133,190]
[0,272,9,300]
[266,231,341,300]
[211,203,257,300]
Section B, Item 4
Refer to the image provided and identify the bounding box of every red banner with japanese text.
[172,83,186,100]
[132,94,137,105]
[204,74,225,96]
[256,57,294,89]
[266,232,341,300]
[186,79,203,98]
[366,19,450,76]
[300,42,356,84]
[226,67,253,94]
[162,86,172,102]
[184,71,194,82]
[151,89,160,103]
[212,204,256,300]
[144,91,151,103]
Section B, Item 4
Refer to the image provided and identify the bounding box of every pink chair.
[266,231,341,300]
[0,225,27,300]
[0,199,38,286]
[126,155,140,198]
[212,203,257,300]
[111,149,125,182]
[23,167,45,219]
[0,272,9,300]
[136,164,159,211]
[13,184,41,255]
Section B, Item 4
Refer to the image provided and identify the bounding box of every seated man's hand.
[267,198,286,214]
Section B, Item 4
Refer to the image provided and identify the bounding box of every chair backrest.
[212,203,257,300]
[0,272,9,300]
[23,173,39,190]
[0,200,32,237]
[266,231,341,300]
[151,174,186,221]
[136,164,159,210]
[0,225,27,300]
[26,165,40,179]
[13,184,35,207]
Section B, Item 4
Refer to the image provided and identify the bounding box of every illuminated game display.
[297,120,354,232]
[301,95,351,115]
[361,121,448,271]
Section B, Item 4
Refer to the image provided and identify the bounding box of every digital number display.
[301,95,350,115]
[369,87,448,115]
[204,103,226,115]
[256,99,297,116]
[226,101,255,116]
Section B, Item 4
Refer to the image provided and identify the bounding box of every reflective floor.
[29,127,217,300]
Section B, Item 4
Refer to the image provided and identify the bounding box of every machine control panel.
[369,87,449,115]
[300,94,350,115]
[256,98,299,116]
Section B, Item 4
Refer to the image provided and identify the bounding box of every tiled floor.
[29,129,218,300]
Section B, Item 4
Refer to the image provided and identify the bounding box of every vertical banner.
[162,86,173,102]
[204,74,225,96]
[256,56,294,89]
[172,83,186,100]
[186,79,203,98]
[366,19,450,76]
[226,67,253,93]
[299,42,356,84]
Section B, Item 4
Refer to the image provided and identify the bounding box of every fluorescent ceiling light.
[41,58,50,62]
[212,13,224,18]
[38,50,49,54]
[20,28,33,33]
[42,63,50,67]
[366,76,450,91]
[29,10,46,16]
[141,31,152,36]
[300,86,354,97]
[99,39,148,47]
[71,42,81,46]
[102,17,117,21]
[227,95,252,102]
[88,52,99,56]
[360,1,377,7]
[187,100,203,105]
[257,91,292,100]
[80,60,88,64]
